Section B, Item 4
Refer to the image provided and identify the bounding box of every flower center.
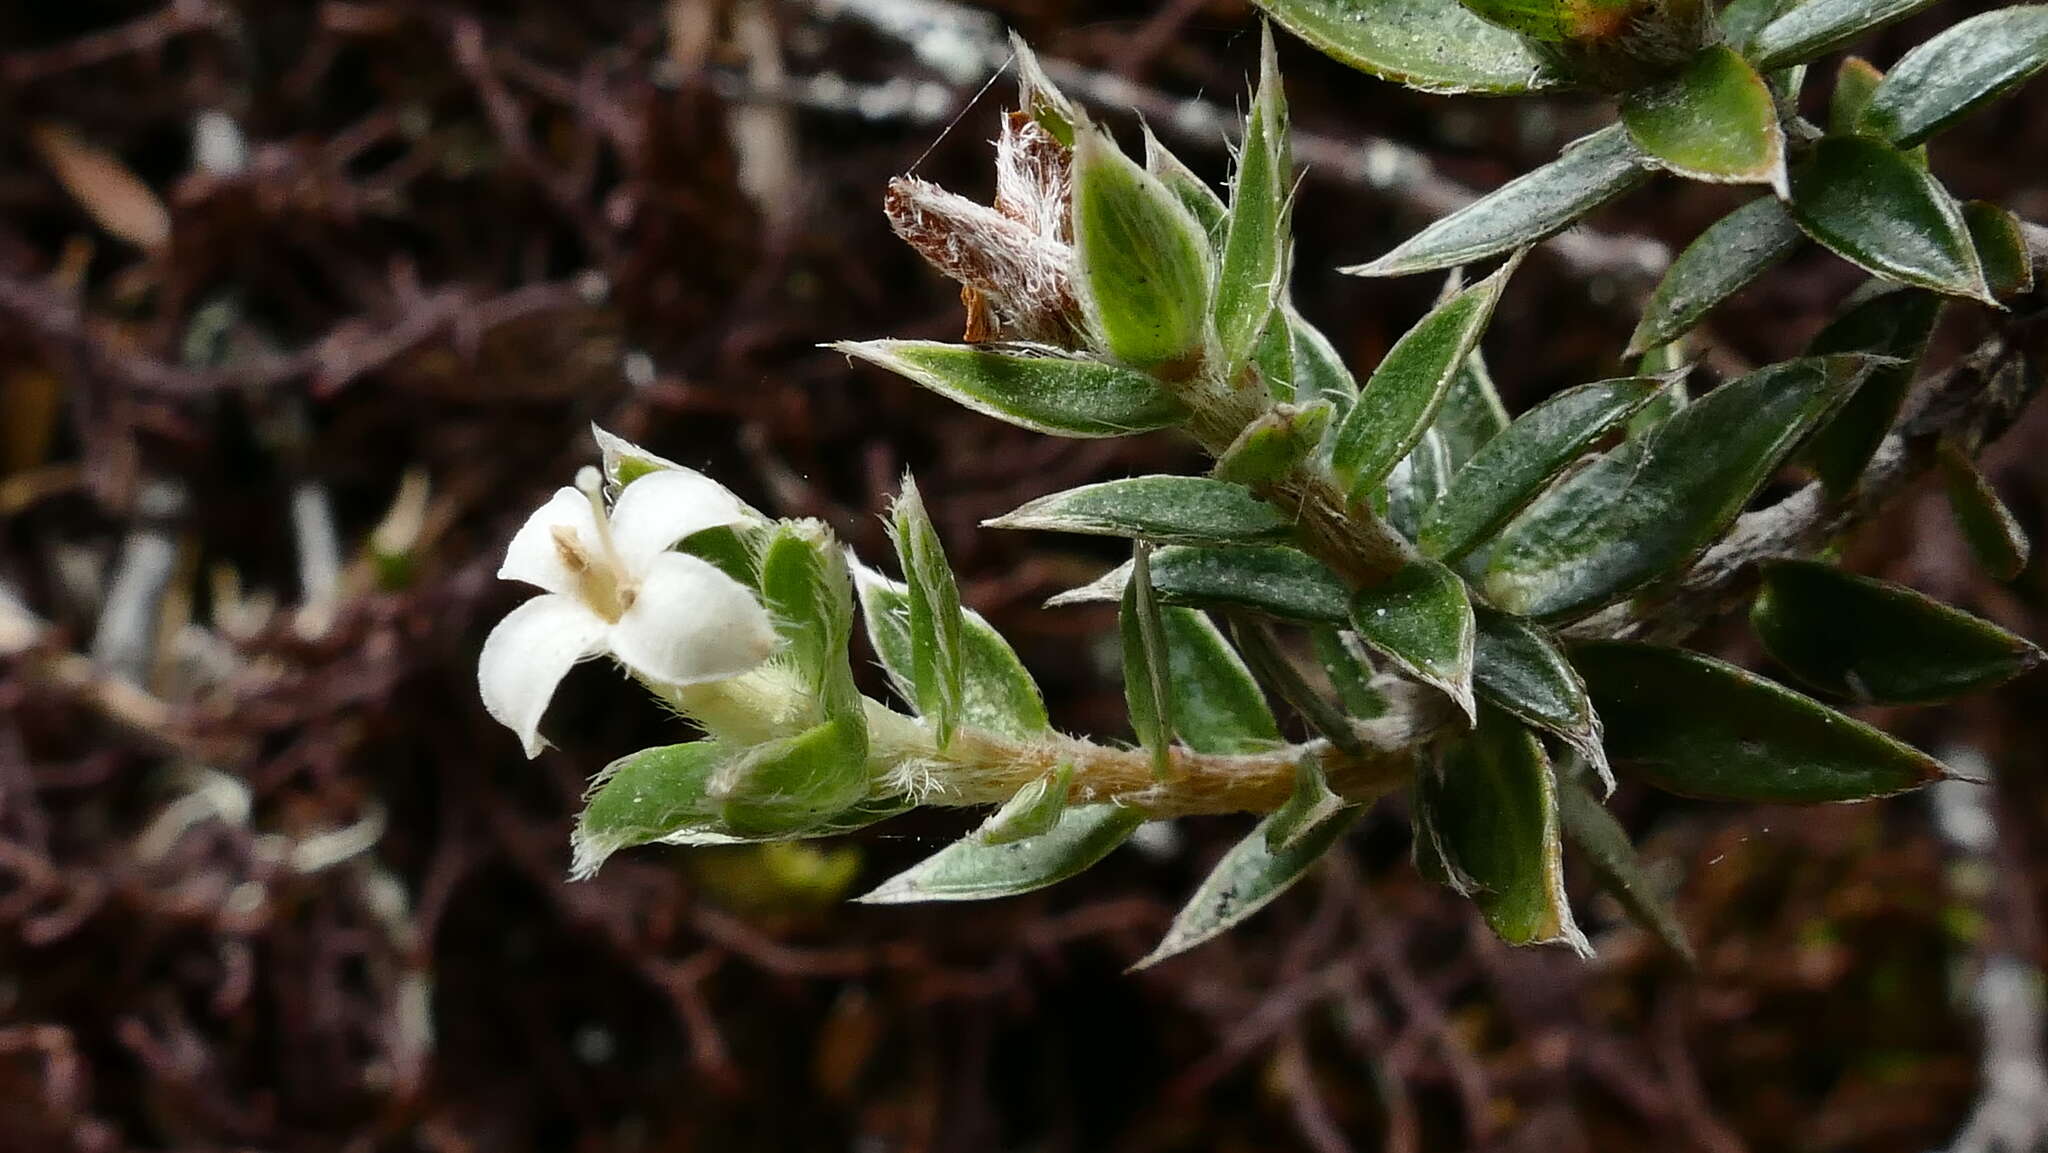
[554,467,638,622]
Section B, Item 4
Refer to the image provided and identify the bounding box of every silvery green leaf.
[890,475,964,747]
[1939,440,2031,582]
[1719,0,1789,51]
[1485,356,1879,621]
[1626,196,1803,358]
[1751,559,2043,703]
[1144,125,1226,238]
[1965,201,2036,299]
[1857,7,2048,148]
[1010,32,1085,146]
[1425,707,1587,951]
[1419,374,1670,562]
[1214,25,1293,377]
[1620,45,1786,190]
[1749,0,1941,71]
[1214,401,1336,485]
[1557,775,1694,963]
[1801,284,1941,497]
[1288,308,1359,407]
[978,762,1073,844]
[853,563,1051,738]
[1313,627,1389,719]
[1230,617,1367,755]
[1330,257,1517,495]
[758,523,858,698]
[1160,609,1284,754]
[573,741,726,878]
[1133,781,1362,968]
[1472,606,1610,793]
[1072,127,1214,372]
[1122,544,1177,779]
[1570,640,1954,802]
[1433,349,1510,470]
[1349,557,1477,721]
[857,803,1146,903]
[835,341,1187,438]
[1255,0,1562,94]
[1786,136,1995,304]
[1049,545,1349,623]
[1347,126,1647,277]
[1385,427,1452,542]
[987,476,1292,544]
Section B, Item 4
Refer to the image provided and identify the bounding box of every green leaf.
[1419,374,1669,562]
[1255,0,1561,94]
[573,741,726,878]
[1626,196,1803,357]
[1749,0,1941,71]
[1557,775,1694,963]
[1939,440,2031,582]
[978,762,1073,844]
[1752,559,2042,703]
[835,341,1187,438]
[1330,258,1516,494]
[1965,200,2036,299]
[1801,284,1941,496]
[1570,640,1953,802]
[1313,627,1390,719]
[1857,7,2048,148]
[1144,125,1227,238]
[1160,609,1284,754]
[1288,309,1360,406]
[711,712,871,837]
[1254,306,1298,403]
[852,563,1051,738]
[1267,756,1351,852]
[1072,127,1214,372]
[1621,45,1786,190]
[857,803,1146,903]
[1349,557,1478,721]
[1049,544,1350,623]
[1214,27,1293,376]
[1122,544,1177,778]
[1473,605,1610,793]
[1230,617,1367,755]
[1486,355,1877,620]
[1133,786,1362,969]
[988,476,1292,544]
[1384,428,1452,542]
[1010,33,1085,146]
[758,522,853,687]
[1786,136,1994,304]
[1348,125,1647,278]
[1424,707,1585,950]
[1829,55,1884,136]
[891,475,964,748]
[1214,401,1336,485]
[1433,349,1510,469]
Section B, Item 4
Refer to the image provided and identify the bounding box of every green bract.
[1620,45,1785,189]
[1072,128,1215,373]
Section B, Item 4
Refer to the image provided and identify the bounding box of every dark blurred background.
[1,1,2045,1150]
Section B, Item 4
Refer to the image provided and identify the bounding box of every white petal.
[609,553,776,686]
[498,488,600,596]
[608,468,753,574]
[478,594,609,758]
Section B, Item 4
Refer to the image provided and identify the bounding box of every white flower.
[479,458,776,757]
